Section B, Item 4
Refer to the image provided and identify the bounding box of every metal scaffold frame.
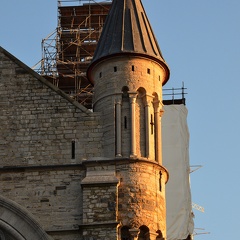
[33,0,112,109]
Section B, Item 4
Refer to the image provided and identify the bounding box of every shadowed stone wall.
[0,48,103,167]
[0,48,104,239]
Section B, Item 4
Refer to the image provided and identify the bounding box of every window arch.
[121,226,131,240]
[156,230,164,240]
[122,86,129,99]
[138,225,150,240]
[122,86,129,129]
[0,195,49,240]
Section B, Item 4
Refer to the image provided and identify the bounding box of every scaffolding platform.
[34,0,112,109]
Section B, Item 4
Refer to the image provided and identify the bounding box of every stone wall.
[0,166,84,232]
[0,47,171,239]
[116,159,168,236]
[0,48,104,239]
[0,47,104,167]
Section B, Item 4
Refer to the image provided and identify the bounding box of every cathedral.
[0,0,193,239]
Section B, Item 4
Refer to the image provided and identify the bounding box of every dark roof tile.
[88,0,169,85]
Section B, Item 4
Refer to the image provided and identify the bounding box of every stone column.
[129,228,139,240]
[129,92,137,157]
[148,231,160,240]
[115,96,122,157]
[153,99,164,164]
[144,95,152,159]
[156,230,165,240]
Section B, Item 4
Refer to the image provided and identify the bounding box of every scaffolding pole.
[33,0,112,109]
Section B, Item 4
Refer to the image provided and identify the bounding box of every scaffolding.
[33,0,185,108]
[33,0,112,109]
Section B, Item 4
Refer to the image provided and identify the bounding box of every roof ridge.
[0,46,92,115]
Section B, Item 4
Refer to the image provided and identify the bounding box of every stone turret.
[87,0,169,161]
[85,0,170,238]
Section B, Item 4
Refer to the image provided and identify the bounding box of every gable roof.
[0,46,92,115]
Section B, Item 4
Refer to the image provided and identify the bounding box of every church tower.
[85,0,170,239]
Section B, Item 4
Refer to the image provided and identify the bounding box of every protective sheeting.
[162,104,194,240]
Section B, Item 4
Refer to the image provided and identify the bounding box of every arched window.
[122,86,129,129]
[121,226,131,240]
[138,225,150,240]
[121,86,130,156]
[156,230,163,240]
[0,195,49,240]
[122,86,129,99]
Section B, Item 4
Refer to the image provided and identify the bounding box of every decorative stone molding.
[81,169,119,185]
[0,195,52,240]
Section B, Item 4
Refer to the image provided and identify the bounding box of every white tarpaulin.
[162,104,194,240]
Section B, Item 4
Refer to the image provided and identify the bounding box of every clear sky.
[1,0,240,239]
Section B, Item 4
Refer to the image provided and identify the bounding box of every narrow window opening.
[147,68,150,74]
[124,116,127,129]
[99,72,102,78]
[71,140,75,159]
[132,65,135,71]
[159,75,161,81]
[139,225,150,239]
[156,230,163,239]
[150,114,154,135]
[121,226,131,240]
[159,171,162,191]
[114,66,117,72]
[122,86,129,101]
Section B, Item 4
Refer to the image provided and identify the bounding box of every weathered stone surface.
[0,48,104,239]
[0,5,170,236]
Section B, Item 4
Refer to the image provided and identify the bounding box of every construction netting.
[162,104,194,240]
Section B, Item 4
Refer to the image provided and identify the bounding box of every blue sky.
[1,0,240,239]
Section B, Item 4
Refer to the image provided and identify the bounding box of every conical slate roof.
[88,0,169,84]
